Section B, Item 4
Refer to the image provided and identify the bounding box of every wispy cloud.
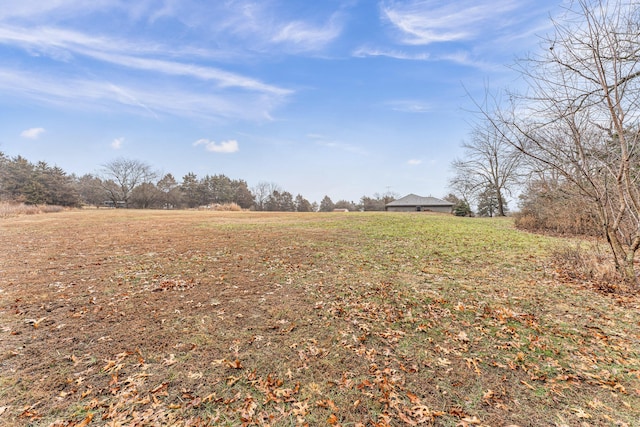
[314,139,367,156]
[204,1,344,53]
[0,4,297,123]
[381,0,525,45]
[0,26,291,96]
[386,100,432,113]
[111,137,124,149]
[194,139,240,153]
[20,127,45,139]
[353,46,430,61]
[0,67,280,122]
[270,14,343,52]
[407,159,422,165]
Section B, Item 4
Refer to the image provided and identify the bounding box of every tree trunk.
[605,227,637,285]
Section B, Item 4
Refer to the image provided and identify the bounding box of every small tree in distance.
[319,195,335,212]
[100,158,156,208]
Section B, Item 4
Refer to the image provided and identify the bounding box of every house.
[385,194,453,213]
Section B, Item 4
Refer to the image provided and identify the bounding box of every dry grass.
[0,202,65,218]
[0,211,639,426]
[197,203,244,211]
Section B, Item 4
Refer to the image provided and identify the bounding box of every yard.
[0,210,638,426]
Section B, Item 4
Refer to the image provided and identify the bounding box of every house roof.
[386,194,453,207]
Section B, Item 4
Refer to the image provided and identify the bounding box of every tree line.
[0,154,396,212]
[448,0,640,284]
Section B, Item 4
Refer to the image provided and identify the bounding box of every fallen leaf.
[163,354,177,366]
[437,357,451,366]
[572,407,591,419]
[457,331,469,342]
[293,400,309,416]
[76,413,94,427]
[150,383,168,394]
[457,416,482,426]
[226,359,243,369]
[407,391,421,404]
[317,399,339,411]
[102,360,116,372]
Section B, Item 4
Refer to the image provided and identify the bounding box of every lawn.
[0,210,638,426]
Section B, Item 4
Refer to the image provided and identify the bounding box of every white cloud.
[315,139,368,156]
[0,26,291,97]
[407,159,422,165]
[20,127,45,139]
[0,67,283,122]
[386,100,432,113]
[271,14,343,52]
[353,46,430,61]
[111,137,124,149]
[194,139,239,153]
[381,0,522,45]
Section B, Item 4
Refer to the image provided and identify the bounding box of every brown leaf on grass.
[520,380,535,390]
[292,400,309,416]
[571,407,592,419]
[25,317,47,328]
[317,399,339,411]
[464,357,482,375]
[135,348,145,364]
[163,354,177,366]
[109,373,118,386]
[457,331,470,343]
[76,413,94,427]
[411,405,435,421]
[457,416,482,426]
[396,411,418,426]
[327,413,339,425]
[406,391,421,404]
[226,358,243,369]
[227,375,241,386]
[150,382,168,394]
[19,408,41,420]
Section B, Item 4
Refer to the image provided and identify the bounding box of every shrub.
[551,243,624,293]
[514,179,599,236]
[0,202,65,218]
[452,200,472,217]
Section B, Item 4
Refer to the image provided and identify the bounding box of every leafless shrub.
[552,243,625,293]
[0,202,65,218]
[40,205,65,213]
[199,203,244,211]
[514,179,600,236]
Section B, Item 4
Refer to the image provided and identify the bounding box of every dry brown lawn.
[1,210,639,426]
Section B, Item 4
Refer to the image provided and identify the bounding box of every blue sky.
[0,0,563,203]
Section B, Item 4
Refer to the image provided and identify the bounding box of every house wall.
[386,206,452,213]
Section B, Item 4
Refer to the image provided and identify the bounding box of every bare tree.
[252,181,281,211]
[489,0,640,283]
[100,158,156,208]
[450,120,523,216]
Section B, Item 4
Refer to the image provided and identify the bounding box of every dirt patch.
[0,211,343,425]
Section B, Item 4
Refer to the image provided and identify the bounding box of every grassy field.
[0,210,639,426]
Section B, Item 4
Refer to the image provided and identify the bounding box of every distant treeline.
[0,153,396,211]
